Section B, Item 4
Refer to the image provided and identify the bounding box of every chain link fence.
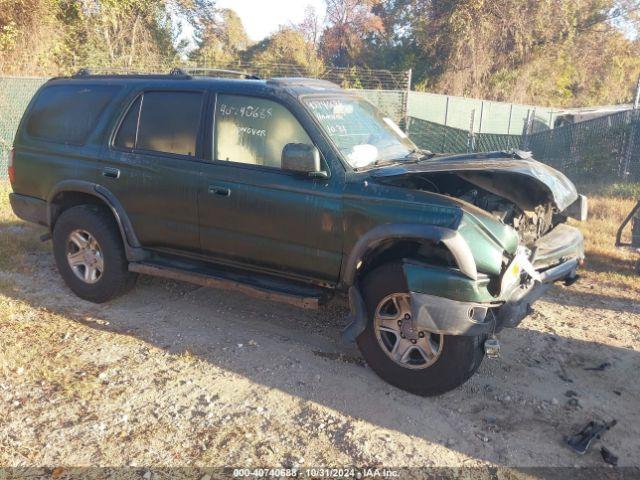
[408,111,640,184]
[407,117,522,154]
[525,109,640,183]
[1,68,639,186]
[0,76,47,178]
[83,63,412,90]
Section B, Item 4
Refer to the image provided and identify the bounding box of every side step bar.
[129,262,321,309]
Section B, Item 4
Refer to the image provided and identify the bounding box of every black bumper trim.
[9,193,48,227]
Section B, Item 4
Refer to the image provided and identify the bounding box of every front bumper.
[410,257,582,336]
[342,224,584,342]
[408,225,584,336]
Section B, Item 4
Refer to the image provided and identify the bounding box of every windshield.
[303,96,417,169]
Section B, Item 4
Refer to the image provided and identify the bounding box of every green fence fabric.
[350,89,407,126]
[0,77,47,177]
[407,91,558,135]
[407,117,521,154]
[408,112,640,184]
[526,109,640,183]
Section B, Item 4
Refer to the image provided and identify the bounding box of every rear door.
[100,89,206,252]
[198,93,344,284]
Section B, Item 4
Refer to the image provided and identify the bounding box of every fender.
[47,180,146,261]
[340,223,477,287]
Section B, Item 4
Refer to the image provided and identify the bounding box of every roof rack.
[72,67,191,79]
[266,77,340,89]
[71,67,260,80]
[185,68,261,80]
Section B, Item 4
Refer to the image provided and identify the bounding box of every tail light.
[8,148,15,186]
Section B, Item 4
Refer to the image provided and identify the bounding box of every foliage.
[0,0,206,74]
[243,28,324,76]
[1,0,639,108]
[319,0,385,67]
[370,0,640,107]
[190,8,250,65]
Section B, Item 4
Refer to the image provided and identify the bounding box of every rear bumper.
[9,193,48,227]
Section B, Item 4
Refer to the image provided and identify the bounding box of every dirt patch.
[1,191,639,471]
[1,248,638,471]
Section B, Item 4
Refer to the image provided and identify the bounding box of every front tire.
[52,205,137,303]
[356,262,485,396]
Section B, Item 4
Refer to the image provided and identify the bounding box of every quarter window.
[27,84,119,144]
[115,91,203,156]
[214,95,312,168]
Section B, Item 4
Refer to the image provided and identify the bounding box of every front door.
[100,89,206,252]
[198,93,343,284]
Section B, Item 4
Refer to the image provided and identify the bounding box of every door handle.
[208,185,231,197]
[102,167,120,179]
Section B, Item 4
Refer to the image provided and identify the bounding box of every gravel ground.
[1,238,639,476]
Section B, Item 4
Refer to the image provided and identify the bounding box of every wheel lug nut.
[411,339,417,344]
[404,314,411,320]
[397,320,402,326]
[419,332,425,338]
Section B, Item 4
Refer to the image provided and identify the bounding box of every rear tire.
[356,262,485,396]
[52,205,137,303]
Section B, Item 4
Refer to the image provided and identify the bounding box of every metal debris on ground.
[584,362,612,371]
[601,446,619,466]
[565,420,617,455]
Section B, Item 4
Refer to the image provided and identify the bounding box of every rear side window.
[26,84,119,144]
[115,91,203,157]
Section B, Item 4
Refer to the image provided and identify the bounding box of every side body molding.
[341,223,477,287]
[46,180,145,261]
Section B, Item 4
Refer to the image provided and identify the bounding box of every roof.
[47,68,346,97]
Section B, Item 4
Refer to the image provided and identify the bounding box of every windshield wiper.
[403,149,435,163]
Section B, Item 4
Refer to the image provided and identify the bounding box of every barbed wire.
[78,62,412,91]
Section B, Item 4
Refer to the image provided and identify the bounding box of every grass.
[578,182,640,199]
[573,195,640,293]
[0,183,48,271]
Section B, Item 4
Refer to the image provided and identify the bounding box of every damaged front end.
[344,151,587,342]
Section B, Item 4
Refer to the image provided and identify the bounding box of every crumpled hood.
[371,151,578,212]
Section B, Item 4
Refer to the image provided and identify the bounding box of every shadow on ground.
[1,242,639,471]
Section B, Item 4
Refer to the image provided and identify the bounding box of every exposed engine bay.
[384,172,560,246]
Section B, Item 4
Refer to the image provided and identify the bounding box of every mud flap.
[341,285,368,344]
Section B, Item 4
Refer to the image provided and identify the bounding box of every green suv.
[8,70,587,395]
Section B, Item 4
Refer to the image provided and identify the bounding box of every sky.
[215,0,326,41]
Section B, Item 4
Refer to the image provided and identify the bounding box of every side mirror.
[282,143,326,177]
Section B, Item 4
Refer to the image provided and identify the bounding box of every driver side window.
[214,95,312,168]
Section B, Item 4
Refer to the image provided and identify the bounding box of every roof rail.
[70,67,260,80]
[185,68,260,80]
[266,77,340,89]
[71,67,192,79]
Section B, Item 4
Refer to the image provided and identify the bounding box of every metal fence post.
[442,96,450,152]
[401,68,412,131]
[467,109,476,153]
[520,110,531,150]
[634,74,640,110]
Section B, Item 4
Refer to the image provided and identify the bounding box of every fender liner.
[341,223,477,287]
[47,180,146,261]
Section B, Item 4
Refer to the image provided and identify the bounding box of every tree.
[367,0,640,107]
[190,8,250,65]
[319,0,384,66]
[0,0,62,74]
[294,5,323,50]
[244,27,324,76]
